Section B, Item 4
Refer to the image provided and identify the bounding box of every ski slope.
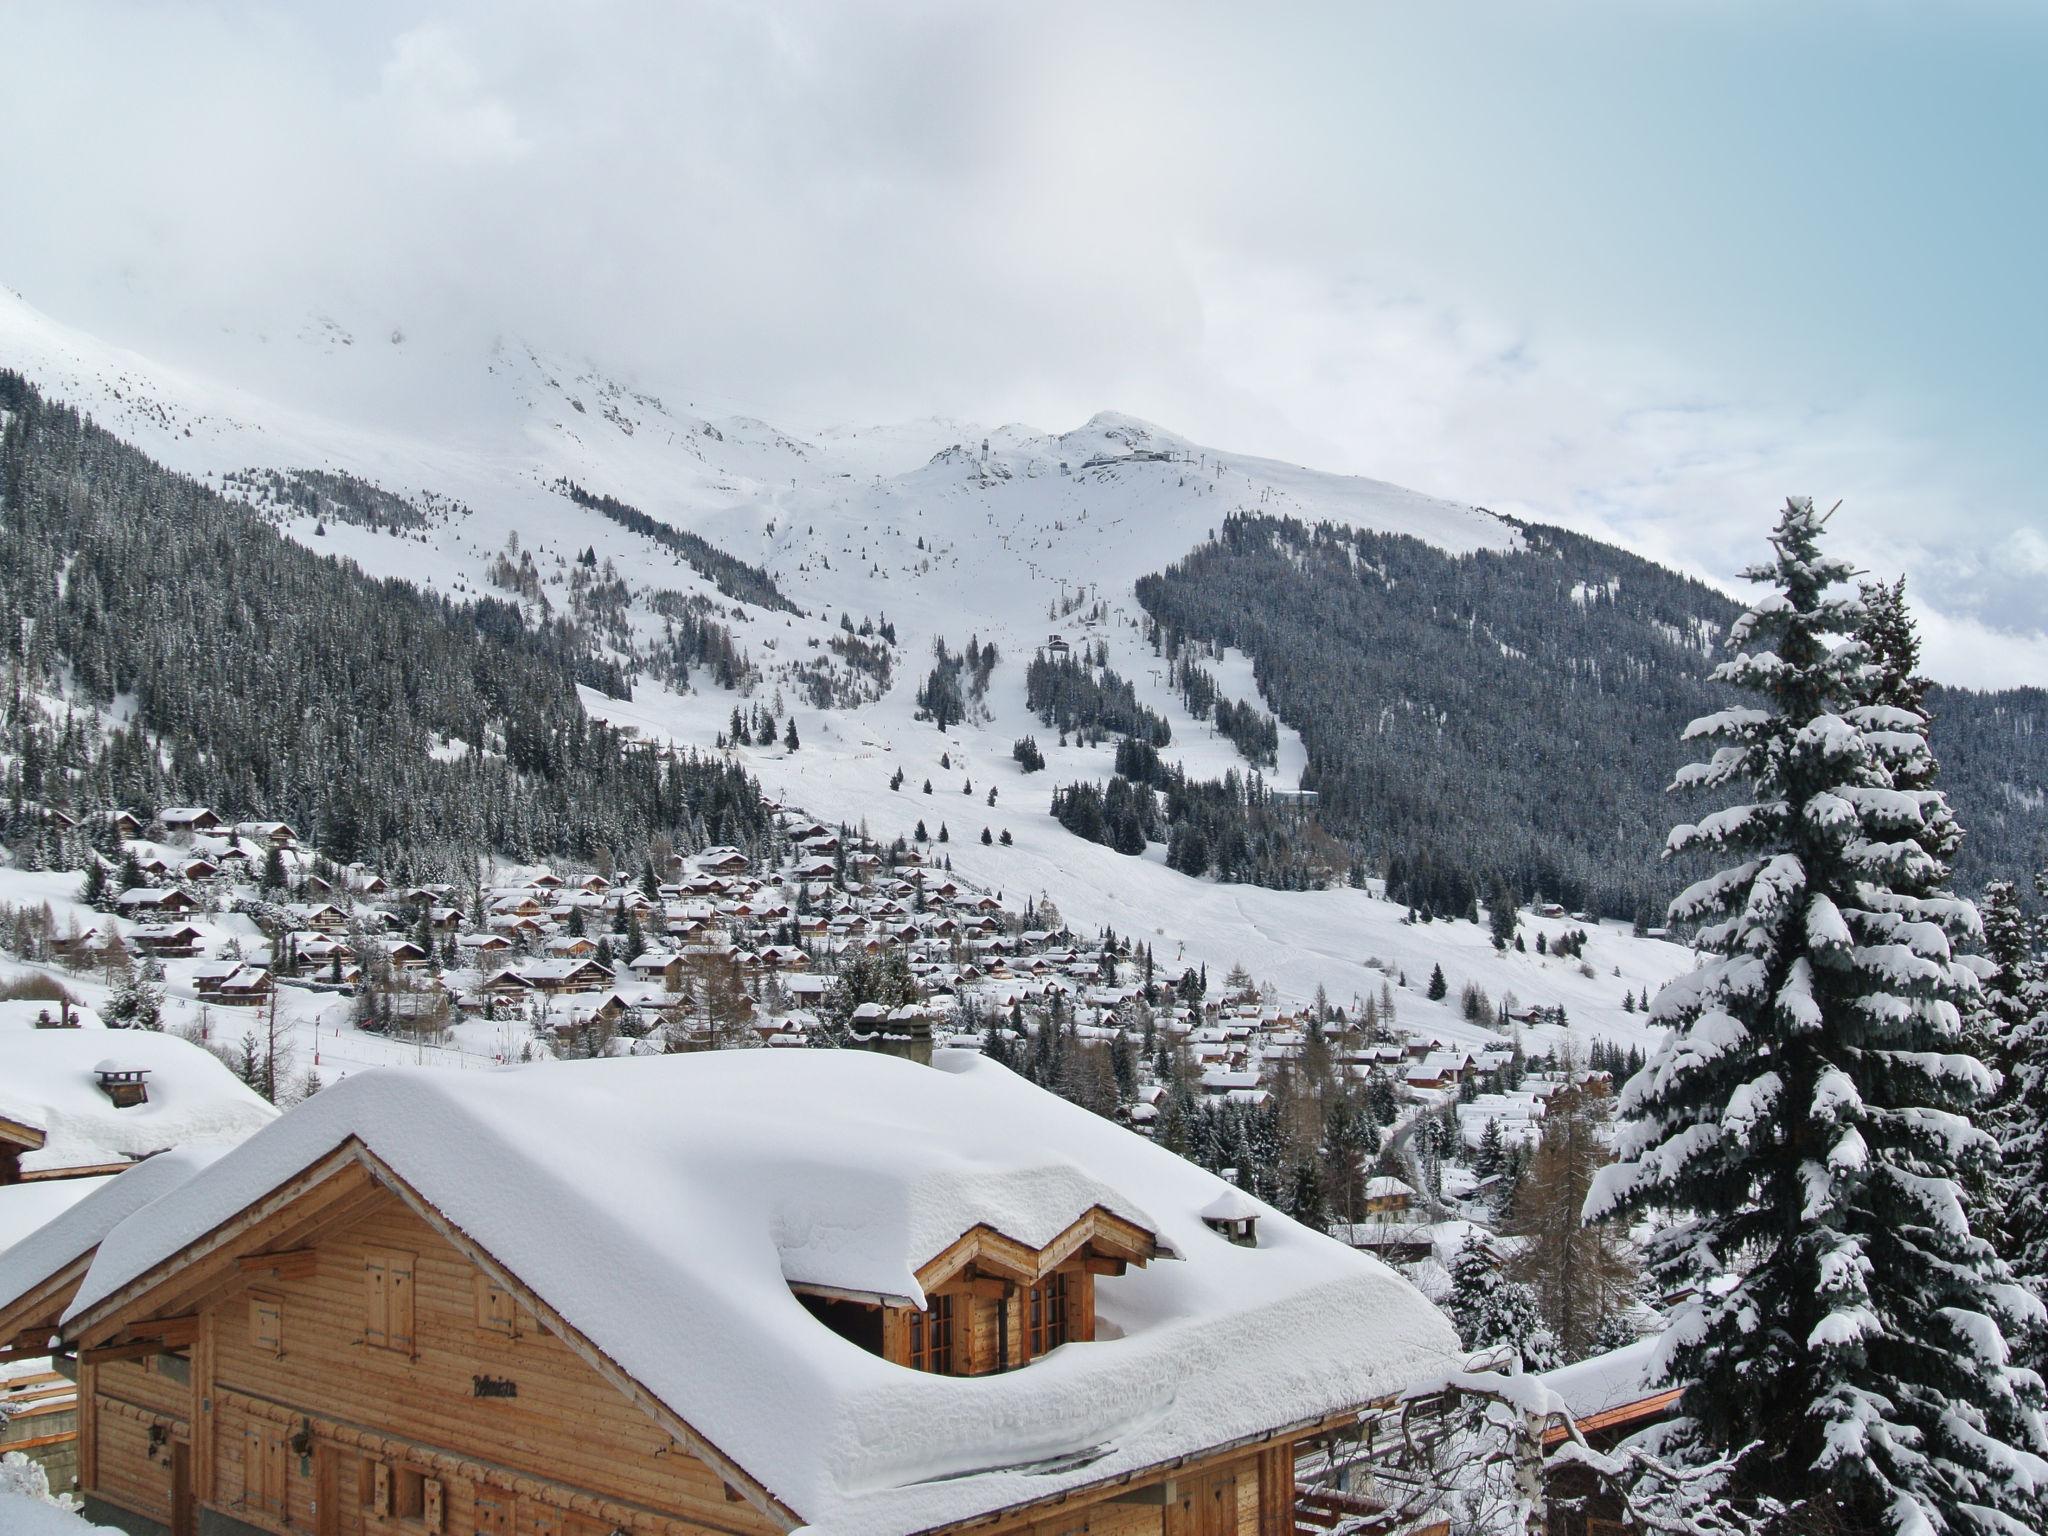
[0,282,1686,1056]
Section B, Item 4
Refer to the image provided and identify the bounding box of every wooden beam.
[236,1248,316,1282]
[0,1255,91,1353]
[112,1313,198,1349]
[787,1280,916,1310]
[80,1340,172,1366]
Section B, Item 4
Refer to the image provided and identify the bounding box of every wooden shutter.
[364,1254,389,1349]
[243,1425,287,1518]
[372,1460,393,1517]
[1203,1473,1237,1536]
[472,1486,515,1536]
[364,1249,416,1354]
[424,1477,446,1532]
[251,1294,283,1356]
[388,1254,415,1353]
[476,1272,518,1337]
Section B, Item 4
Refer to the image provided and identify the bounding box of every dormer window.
[906,1295,955,1373]
[794,1207,1161,1377]
[1026,1274,1072,1355]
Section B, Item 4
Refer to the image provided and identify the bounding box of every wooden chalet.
[192,965,276,1008]
[1535,1340,1684,1536]
[158,809,223,837]
[10,1051,1458,1536]
[116,888,199,918]
[134,925,209,962]
[234,821,300,848]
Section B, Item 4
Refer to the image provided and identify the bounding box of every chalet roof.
[1536,1336,1670,1433]
[59,1051,1456,1536]
[0,1146,221,1316]
[0,1031,276,1177]
[0,1171,115,1260]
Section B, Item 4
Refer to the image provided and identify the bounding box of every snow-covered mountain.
[0,282,1687,1055]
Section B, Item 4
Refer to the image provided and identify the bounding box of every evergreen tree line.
[551,477,796,614]
[0,373,769,871]
[914,636,998,731]
[1161,652,1277,767]
[1023,651,1172,747]
[222,466,459,533]
[641,588,755,692]
[1136,512,2046,920]
[1110,736,1340,886]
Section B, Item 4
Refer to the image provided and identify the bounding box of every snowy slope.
[0,282,1687,1055]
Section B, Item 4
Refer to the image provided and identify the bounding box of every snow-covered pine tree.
[1585,499,2048,1533]
[1984,877,2048,1371]
[1973,881,2034,1257]
[1445,1233,1558,1370]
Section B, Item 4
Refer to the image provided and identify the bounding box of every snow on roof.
[0,1002,105,1033]
[1536,1335,1664,1422]
[0,1174,114,1260]
[64,1051,1457,1536]
[0,1148,221,1313]
[0,1031,278,1176]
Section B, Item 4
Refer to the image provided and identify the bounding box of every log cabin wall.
[82,1188,782,1536]
[1008,1444,1293,1536]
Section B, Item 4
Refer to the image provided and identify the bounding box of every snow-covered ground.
[0,282,1693,1058]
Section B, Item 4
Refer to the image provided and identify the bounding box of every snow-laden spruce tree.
[1446,1233,1559,1370]
[1585,499,2048,1533]
[1981,877,2048,1371]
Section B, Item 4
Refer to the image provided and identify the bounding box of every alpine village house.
[0,1049,1457,1536]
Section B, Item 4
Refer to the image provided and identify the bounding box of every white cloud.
[0,1,2038,687]
[378,24,528,166]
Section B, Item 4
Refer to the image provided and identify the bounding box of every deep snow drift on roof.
[0,1030,277,1176]
[0,1146,224,1317]
[65,1048,1459,1536]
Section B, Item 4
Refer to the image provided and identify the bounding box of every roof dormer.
[793,1206,1162,1378]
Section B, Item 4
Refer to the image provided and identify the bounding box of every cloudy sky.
[5,1,2045,685]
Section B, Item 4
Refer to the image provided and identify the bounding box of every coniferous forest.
[0,373,768,871]
[1137,512,2047,917]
